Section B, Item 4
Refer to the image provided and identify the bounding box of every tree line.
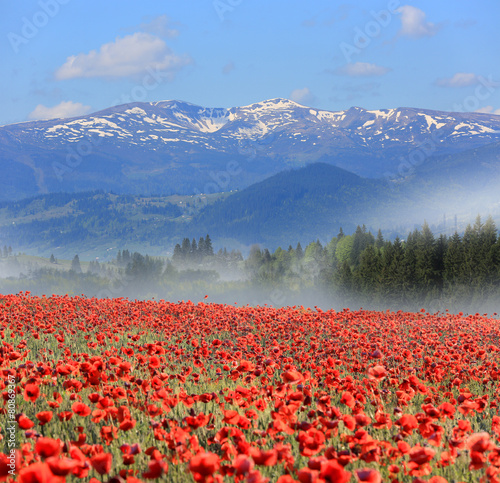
[3,217,500,313]
[244,215,500,311]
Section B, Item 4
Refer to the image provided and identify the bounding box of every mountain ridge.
[1,98,500,201]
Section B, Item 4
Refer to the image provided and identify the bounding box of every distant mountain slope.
[2,161,500,257]
[1,98,500,201]
[192,163,402,245]
[0,164,400,255]
[412,141,500,189]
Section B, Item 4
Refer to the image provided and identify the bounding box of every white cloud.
[435,73,479,87]
[137,15,179,38]
[28,101,91,120]
[290,87,315,105]
[55,33,192,80]
[475,106,500,115]
[396,5,440,38]
[333,62,391,77]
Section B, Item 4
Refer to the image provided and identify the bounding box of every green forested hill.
[0,161,497,258]
[193,163,400,244]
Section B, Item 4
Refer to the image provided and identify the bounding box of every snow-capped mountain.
[1,98,500,201]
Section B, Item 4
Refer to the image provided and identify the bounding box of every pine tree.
[334,261,353,299]
[49,254,56,264]
[181,238,191,258]
[444,232,465,284]
[462,223,479,286]
[173,243,183,262]
[356,245,381,296]
[477,215,497,285]
[245,245,263,277]
[434,234,447,290]
[190,239,198,261]
[71,255,82,274]
[122,250,131,266]
[198,237,206,257]
[350,226,364,266]
[415,222,437,289]
[295,242,304,259]
[350,226,375,267]
[205,234,214,257]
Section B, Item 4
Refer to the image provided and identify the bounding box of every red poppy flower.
[396,414,418,435]
[0,450,20,479]
[189,452,220,477]
[355,468,381,483]
[354,413,372,428]
[282,370,303,385]
[297,428,326,457]
[297,467,319,483]
[57,411,73,422]
[118,418,136,431]
[35,438,61,459]
[367,365,387,382]
[18,462,64,483]
[467,432,494,453]
[18,414,35,430]
[90,453,113,475]
[35,411,53,426]
[340,392,355,409]
[439,402,456,419]
[142,459,168,479]
[223,410,241,425]
[72,402,91,417]
[320,460,351,483]
[46,457,82,476]
[23,383,40,403]
[277,476,298,483]
[250,448,278,466]
[233,454,254,475]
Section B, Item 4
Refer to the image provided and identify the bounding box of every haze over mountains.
[1,98,500,257]
[1,98,500,202]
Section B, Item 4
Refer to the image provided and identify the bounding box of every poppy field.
[1,293,500,482]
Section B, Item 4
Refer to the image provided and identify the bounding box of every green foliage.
[335,236,353,264]
[3,216,500,314]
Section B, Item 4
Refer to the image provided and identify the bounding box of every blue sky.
[2,0,499,125]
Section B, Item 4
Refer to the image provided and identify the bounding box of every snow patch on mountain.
[3,98,500,160]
